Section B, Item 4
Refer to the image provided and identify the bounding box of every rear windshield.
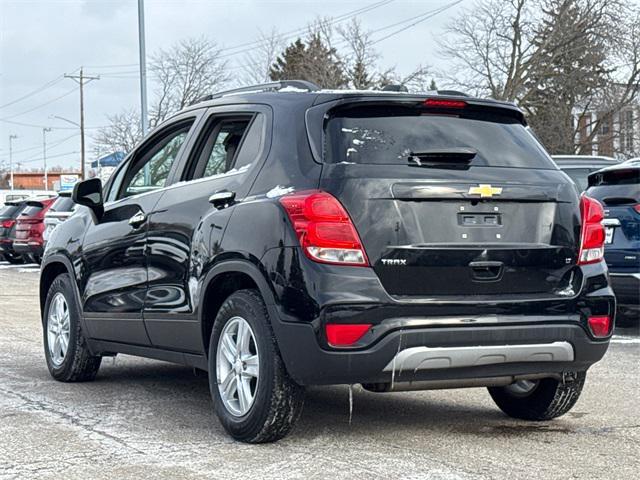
[588,168,640,186]
[0,204,23,218]
[325,106,555,169]
[561,168,594,192]
[50,196,75,212]
[20,205,43,217]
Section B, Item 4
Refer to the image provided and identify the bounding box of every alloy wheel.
[47,292,70,367]
[216,316,260,416]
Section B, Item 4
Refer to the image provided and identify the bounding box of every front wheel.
[43,273,102,382]
[488,372,586,420]
[208,289,304,443]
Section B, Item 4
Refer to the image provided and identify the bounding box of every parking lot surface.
[0,263,638,480]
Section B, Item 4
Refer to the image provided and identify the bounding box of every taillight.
[279,190,369,266]
[587,315,611,338]
[1,219,15,229]
[423,98,467,109]
[578,195,605,265]
[325,324,371,347]
[634,204,640,214]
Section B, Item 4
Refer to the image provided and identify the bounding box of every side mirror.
[72,178,104,220]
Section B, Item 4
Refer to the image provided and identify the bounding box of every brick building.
[0,171,80,190]
[576,98,639,158]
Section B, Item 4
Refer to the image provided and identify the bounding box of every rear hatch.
[0,203,25,240]
[317,99,581,297]
[586,166,640,273]
[14,201,50,243]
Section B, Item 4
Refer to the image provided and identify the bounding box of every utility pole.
[8,134,17,191]
[138,0,149,135]
[65,67,99,180]
[42,128,51,190]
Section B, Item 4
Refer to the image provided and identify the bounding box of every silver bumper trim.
[382,341,575,372]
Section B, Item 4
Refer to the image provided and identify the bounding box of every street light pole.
[42,128,51,190]
[9,134,17,191]
[138,0,149,135]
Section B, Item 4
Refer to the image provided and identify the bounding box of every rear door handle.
[209,190,236,210]
[128,211,147,227]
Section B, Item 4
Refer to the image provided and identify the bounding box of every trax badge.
[468,184,503,198]
[381,259,407,265]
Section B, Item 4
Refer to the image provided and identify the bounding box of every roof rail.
[193,80,320,104]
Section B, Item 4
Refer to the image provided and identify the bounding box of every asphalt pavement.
[0,263,638,480]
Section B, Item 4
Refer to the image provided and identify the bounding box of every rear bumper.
[261,248,615,386]
[609,273,640,310]
[12,241,43,257]
[274,322,609,386]
[0,238,13,252]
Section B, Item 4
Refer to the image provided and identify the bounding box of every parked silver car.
[43,194,76,244]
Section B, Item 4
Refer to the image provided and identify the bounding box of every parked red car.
[11,197,55,264]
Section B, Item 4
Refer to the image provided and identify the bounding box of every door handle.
[209,190,236,210]
[128,211,147,227]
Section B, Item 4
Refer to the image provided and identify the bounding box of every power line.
[0,118,105,130]
[0,87,77,120]
[218,0,396,60]
[0,76,65,110]
[18,150,80,165]
[1,133,78,165]
[371,0,463,45]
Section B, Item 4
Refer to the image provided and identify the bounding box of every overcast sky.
[0,0,487,170]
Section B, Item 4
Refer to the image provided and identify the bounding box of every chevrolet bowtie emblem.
[468,184,503,198]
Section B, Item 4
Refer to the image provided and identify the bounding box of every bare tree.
[150,37,229,123]
[94,37,229,156]
[92,109,142,158]
[337,19,379,89]
[439,0,640,155]
[241,29,285,84]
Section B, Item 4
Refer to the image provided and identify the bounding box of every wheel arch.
[200,260,278,358]
[40,254,78,319]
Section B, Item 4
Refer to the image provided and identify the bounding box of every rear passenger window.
[190,114,265,180]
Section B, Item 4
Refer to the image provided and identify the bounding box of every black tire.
[488,372,586,421]
[208,289,304,443]
[4,252,24,264]
[43,273,102,382]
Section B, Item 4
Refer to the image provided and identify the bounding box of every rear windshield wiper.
[407,148,477,168]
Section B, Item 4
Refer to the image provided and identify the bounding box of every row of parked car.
[552,155,639,323]
[0,193,75,264]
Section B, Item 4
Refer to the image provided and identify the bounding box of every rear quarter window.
[325,105,556,169]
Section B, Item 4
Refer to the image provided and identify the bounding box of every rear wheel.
[43,273,102,381]
[208,289,304,443]
[488,372,586,420]
[3,252,24,264]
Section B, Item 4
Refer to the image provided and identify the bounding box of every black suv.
[40,81,615,443]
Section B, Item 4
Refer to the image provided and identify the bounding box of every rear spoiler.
[25,200,44,208]
[588,167,640,187]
